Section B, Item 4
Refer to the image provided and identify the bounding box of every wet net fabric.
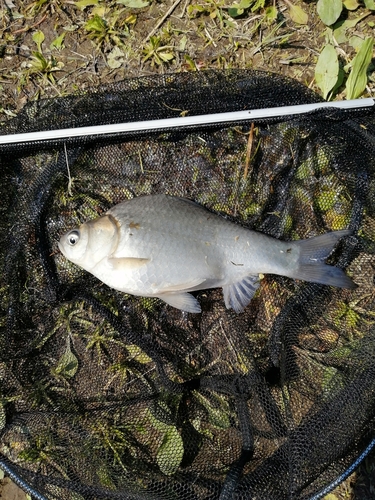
[0,70,375,500]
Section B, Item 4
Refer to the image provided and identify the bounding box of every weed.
[142,36,175,66]
[27,52,64,84]
[84,9,136,49]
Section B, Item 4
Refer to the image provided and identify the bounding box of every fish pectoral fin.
[222,275,261,313]
[107,257,150,270]
[157,292,201,313]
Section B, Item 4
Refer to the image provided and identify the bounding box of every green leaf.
[317,0,342,26]
[50,32,66,50]
[332,21,347,44]
[183,54,197,70]
[158,51,175,63]
[288,4,308,25]
[178,35,187,51]
[343,0,359,10]
[315,44,339,99]
[107,46,125,69]
[194,391,231,429]
[85,14,107,33]
[331,66,345,95]
[73,0,99,9]
[346,37,374,99]
[156,427,184,476]
[117,0,149,6]
[264,5,277,21]
[55,341,78,378]
[30,51,48,71]
[228,0,252,17]
[333,12,371,44]
[364,0,375,9]
[126,344,152,363]
[32,30,45,53]
[237,0,252,8]
[349,35,365,51]
[251,0,265,11]
[228,7,244,17]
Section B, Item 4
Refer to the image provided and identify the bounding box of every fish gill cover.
[0,69,374,499]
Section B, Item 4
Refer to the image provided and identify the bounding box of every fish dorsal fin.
[107,257,150,270]
[222,275,261,313]
[157,292,201,313]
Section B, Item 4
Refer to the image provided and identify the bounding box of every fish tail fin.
[289,229,356,289]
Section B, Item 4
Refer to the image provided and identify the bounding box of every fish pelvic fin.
[222,275,261,313]
[158,278,206,293]
[158,292,201,313]
[290,229,356,289]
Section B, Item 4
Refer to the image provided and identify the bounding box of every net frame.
[0,69,374,500]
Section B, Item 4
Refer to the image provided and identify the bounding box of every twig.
[244,122,254,180]
[178,0,190,18]
[64,142,73,196]
[143,0,183,44]
[13,14,47,35]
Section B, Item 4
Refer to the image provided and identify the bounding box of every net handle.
[0,98,373,145]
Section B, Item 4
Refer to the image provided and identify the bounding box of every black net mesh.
[0,69,374,500]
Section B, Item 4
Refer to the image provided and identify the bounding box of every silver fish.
[58,194,356,313]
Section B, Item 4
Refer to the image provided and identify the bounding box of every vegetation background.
[0,0,374,498]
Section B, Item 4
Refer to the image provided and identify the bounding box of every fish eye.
[67,230,80,246]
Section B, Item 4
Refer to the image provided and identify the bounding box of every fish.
[58,194,356,313]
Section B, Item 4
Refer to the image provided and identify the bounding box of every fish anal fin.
[158,292,201,313]
[222,275,260,313]
[107,257,150,270]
